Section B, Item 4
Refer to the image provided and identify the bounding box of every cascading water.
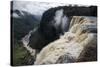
[34,16,97,64]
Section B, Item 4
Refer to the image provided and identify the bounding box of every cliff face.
[29,6,97,50]
[34,16,97,65]
[22,6,97,65]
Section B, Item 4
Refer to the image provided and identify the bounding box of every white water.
[34,16,97,64]
[21,27,38,56]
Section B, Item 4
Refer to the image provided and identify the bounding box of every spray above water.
[54,9,69,33]
[54,9,64,28]
[61,16,68,32]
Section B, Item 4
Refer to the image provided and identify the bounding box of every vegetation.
[11,10,40,66]
[12,41,35,66]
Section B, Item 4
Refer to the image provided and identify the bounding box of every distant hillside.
[11,10,40,40]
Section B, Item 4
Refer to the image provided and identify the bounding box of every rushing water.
[21,27,38,56]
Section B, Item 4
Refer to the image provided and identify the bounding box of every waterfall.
[34,16,97,64]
